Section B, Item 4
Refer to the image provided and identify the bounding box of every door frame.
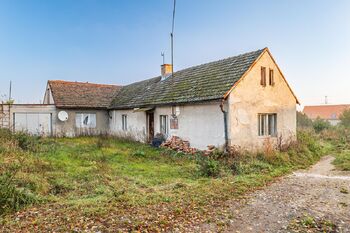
[146,111,154,142]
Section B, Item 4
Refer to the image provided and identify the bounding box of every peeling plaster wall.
[227,51,297,149]
[54,109,109,137]
[154,102,225,150]
[109,110,147,142]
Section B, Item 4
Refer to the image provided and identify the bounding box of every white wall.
[110,109,147,141]
[154,102,225,150]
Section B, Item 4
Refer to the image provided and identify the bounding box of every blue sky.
[0,0,349,105]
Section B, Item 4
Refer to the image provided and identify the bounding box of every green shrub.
[297,112,313,129]
[132,150,146,157]
[339,109,350,128]
[333,150,350,171]
[197,156,222,177]
[0,170,39,215]
[313,118,331,133]
[13,132,39,151]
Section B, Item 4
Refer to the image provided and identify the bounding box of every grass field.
[0,130,328,231]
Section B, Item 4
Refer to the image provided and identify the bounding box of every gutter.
[220,99,229,152]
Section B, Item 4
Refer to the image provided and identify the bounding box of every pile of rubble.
[161,136,217,155]
[161,136,197,154]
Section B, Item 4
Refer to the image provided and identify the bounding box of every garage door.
[14,113,52,136]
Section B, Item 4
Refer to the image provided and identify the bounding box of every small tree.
[313,117,331,133]
[297,112,313,129]
[339,109,350,128]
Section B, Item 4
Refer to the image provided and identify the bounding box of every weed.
[340,187,349,194]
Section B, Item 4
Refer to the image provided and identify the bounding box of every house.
[0,47,299,150]
[303,104,350,125]
[109,48,299,150]
[0,81,121,136]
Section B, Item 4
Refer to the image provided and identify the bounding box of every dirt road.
[195,156,350,233]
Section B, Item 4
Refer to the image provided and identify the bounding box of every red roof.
[48,80,121,109]
[303,105,350,120]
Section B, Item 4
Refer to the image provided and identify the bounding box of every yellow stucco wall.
[227,50,297,149]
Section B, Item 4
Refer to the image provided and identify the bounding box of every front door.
[147,112,154,142]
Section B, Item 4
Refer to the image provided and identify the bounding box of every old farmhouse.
[0,48,299,150]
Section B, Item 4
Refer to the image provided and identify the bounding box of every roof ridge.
[304,104,350,107]
[49,80,121,87]
[171,48,266,75]
[121,48,266,87]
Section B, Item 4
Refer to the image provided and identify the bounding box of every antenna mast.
[161,52,165,65]
[171,0,176,77]
[9,81,12,101]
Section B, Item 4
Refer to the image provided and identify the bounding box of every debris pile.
[203,145,216,156]
[161,136,197,154]
[161,136,218,155]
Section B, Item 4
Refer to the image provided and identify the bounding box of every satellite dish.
[58,111,68,122]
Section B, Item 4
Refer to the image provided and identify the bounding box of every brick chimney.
[161,64,172,79]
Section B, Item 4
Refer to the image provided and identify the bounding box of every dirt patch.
[192,155,350,232]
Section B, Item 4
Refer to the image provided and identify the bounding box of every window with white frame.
[122,114,127,131]
[75,113,96,128]
[160,115,168,135]
[258,113,277,136]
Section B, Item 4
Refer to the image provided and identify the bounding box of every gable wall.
[227,51,297,149]
[43,84,54,104]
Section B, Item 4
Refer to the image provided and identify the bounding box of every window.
[122,114,127,131]
[160,115,168,135]
[76,113,96,128]
[269,69,275,86]
[258,113,277,136]
[261,66,266,86]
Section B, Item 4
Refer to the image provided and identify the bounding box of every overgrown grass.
[316,127,350,171]
[0,129,330,231]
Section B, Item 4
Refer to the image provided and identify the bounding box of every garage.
[14,113,52,136]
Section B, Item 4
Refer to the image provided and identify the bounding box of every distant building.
[303,105,350,125]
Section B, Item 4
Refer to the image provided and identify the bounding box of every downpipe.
[220,99,229,153]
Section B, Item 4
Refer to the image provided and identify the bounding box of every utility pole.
[171,0,176,77]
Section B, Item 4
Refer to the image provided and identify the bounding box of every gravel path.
[196,156,350,233]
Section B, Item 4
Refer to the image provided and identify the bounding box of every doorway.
[147,112,154,142]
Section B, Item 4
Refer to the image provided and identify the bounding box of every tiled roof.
[303,105,350,120]
[110,48,265,109]
[48,80,121,109]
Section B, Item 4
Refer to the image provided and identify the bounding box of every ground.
[192,156,350,233]
[0,133,347,232]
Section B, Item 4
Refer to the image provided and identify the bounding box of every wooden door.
[147,112,154,142]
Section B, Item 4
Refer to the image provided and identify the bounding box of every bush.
[197,130,326,177]
[132,150,146,157]
[197,156,222,177]
[313,118,331,133]
[0,168,39,215]
[297,112,313,129]
[339,109,350,128]
[13,132,39,152]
